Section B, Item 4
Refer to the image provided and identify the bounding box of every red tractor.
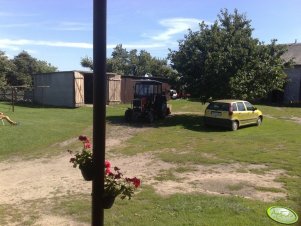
[124,80,171,123]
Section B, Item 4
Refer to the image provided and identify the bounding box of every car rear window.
[207,102,230,111]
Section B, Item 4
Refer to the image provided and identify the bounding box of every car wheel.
[231,121,239,131]
[256,117,262,126]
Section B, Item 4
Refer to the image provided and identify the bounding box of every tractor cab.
[125,80,170,123]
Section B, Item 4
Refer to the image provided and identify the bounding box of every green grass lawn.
[1,100,300,225]
[0,102,93,160]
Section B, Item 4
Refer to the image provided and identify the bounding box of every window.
[237,102,246,111]
[232,103,238,111]
[207,102,230,111]
[244,101,254,111]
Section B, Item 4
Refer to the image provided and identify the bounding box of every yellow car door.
[243,101,258,124]
[236,102,248,125]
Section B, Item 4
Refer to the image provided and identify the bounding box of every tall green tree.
[81,56,93,70]
[7,51,57,86]
[169,9,290,100]
[81,44,177,78]
[0,51,15,89]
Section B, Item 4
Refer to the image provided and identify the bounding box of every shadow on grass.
[106,113,229,133]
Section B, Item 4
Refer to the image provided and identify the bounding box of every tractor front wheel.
[124,109,133,122]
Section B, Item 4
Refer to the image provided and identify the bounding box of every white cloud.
[0,38,93,49]
[0,12,14,16]
[54,22,92,31]
[107,43,165,49]
[151,18,204,41]
[0,38,167,52]
[0,12,39,17]
[0,23,33,28]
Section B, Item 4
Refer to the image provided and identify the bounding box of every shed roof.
[281,43,301,65]
[134,79,163,85]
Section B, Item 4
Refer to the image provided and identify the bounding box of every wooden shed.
[33,71,84,108]
[81,72,121,105]
[282,43,301,103]
[33,71,122,107]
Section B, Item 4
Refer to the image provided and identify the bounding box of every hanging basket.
[79,163,94,181]
[103,195,116,209]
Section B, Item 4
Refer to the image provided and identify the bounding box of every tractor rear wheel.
[158,103,167,119]
[147,112,154,123]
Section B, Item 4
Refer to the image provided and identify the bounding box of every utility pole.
[92,0,107,225]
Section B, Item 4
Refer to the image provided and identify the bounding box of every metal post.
[11,88,15,112]
[92,0,107,225]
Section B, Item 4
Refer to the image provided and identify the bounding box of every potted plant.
[68,135,141,208]
[103,160,141,208]
[68,135,93,181]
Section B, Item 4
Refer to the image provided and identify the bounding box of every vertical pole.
[11,87,15,112]
[92,0,107,225]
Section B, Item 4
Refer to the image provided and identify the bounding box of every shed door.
[74,77,84,107]
[107,78,121,103]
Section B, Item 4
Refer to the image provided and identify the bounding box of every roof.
[212,99,248,103]
[134,79,163,85]
[281,43,301,65]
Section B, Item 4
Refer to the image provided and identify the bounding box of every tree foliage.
[0,51,15,89]
[81,44,177,79]
[0,50,57,87]
[168,9,291,100]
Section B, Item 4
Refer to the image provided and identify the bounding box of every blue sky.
[0,0,300,71]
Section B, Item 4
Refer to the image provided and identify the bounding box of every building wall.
[284,65,301,103]
[33,71,84,107]
[121,77,136,103]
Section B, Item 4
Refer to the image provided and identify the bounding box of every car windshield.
[135,84,161,96]
[207,102,229,111]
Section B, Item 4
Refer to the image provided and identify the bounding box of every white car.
[170,89,177,99]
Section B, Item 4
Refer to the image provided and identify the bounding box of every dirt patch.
[0,121,288,225]
[106,156,287,202]
[265,114,301,125]
[290,117,301,124]
[153,163,286,202]
[33,215,87,226]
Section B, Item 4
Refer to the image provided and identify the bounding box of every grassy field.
[1,100,301,225]
[0,102,93,160]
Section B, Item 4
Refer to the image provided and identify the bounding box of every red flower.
[105,168,111,175]
[105,160,111,169]
[79,135,89,143]
[132,177,141,188]
[84,142,91,149]
[126,177,141,188]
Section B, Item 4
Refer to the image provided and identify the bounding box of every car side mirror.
[253,107,257,111]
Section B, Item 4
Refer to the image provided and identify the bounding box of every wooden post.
[92,0,107,225]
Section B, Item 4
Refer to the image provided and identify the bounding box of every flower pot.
[103,195,116,209]
[79,164,94,181]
